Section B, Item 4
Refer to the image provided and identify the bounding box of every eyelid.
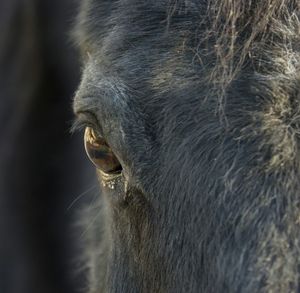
[72,111,104,137]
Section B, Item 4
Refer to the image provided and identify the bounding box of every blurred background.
[0,0,97,292]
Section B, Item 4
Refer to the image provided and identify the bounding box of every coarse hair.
[169,0,300,104]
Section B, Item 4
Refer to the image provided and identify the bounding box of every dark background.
[0,0,96,292]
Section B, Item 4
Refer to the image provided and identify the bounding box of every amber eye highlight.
[84,127,122,174]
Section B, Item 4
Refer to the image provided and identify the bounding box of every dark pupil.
[84,127,122,174]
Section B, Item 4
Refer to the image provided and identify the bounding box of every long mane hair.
[170,0,300,103]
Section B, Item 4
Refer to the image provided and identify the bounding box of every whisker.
[67,184,98,211]
[80,206,102,240]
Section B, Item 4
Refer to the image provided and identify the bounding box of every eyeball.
[84,127,122,174]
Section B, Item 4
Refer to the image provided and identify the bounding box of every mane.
[210,1,299,84]
[169,0,300,105]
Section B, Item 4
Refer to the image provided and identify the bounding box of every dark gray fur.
[73,1,300,292]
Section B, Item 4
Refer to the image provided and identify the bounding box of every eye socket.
[84,127,122,174]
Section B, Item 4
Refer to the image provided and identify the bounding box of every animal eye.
[84,127,122,174]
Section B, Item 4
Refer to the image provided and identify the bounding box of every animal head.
[73,1,300,292]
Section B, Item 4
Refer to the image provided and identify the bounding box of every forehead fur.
[75,0,300,97]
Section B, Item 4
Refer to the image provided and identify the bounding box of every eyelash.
[71,112,103,136]
[71,117,92,133]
